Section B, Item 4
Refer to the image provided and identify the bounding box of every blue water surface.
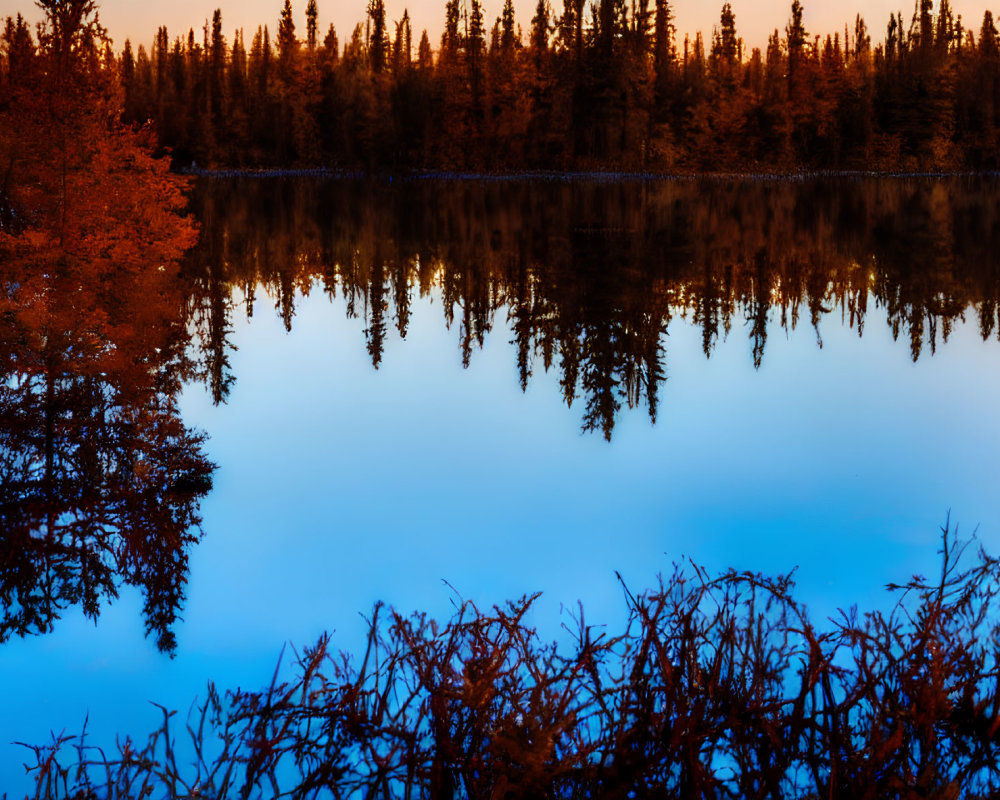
[2,275,998,794]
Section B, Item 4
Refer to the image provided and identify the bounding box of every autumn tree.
[0,0,213,652]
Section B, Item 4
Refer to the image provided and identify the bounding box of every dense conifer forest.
[7,0,1000,171]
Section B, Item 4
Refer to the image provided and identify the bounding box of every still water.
[3,175,1000,792]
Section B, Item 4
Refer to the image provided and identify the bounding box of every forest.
[8,0,1000,171]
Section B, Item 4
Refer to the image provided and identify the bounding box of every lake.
[3,175,1000,794]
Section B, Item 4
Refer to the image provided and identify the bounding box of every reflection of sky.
[3,283,1000,792]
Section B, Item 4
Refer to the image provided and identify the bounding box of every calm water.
[3,176,1000,792]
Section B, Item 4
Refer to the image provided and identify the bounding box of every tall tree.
[0,0,213,652]
[209,8,226,153]
[468,0,485,101]
[417,28,432,68]
[654,0,674,96]
[786,0,807,95]
[393,9,412,72]
[277,0,297,75]
[306,0,318,52]
[530,0,550,63]
[368,0,387,72]
[442,0,461,59]
[712,1,740,85]
[501,0,517,53]
[323,23,339,64]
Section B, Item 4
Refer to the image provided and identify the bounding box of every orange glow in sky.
[1,0,990,53]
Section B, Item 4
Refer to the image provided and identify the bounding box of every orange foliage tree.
[0,0,214,652]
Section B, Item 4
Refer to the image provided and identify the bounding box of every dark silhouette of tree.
[417,28,431,67]
[442,0,461,58]
[652,0,673,89]
[368,0,387,73]
[323,22,338,63]
[527,0,554,168]
[392,10,412,73]
[714,2,739,71]
[501,0,517,53]
[207,8,226,160]
[277,0,296,68]
[467,0,485,108]
[306,0,318,52]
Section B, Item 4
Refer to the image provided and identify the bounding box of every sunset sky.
[1,0,991,54]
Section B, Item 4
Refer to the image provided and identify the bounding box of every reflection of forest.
[187,177,1000,438]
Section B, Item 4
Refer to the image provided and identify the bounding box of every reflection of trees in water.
[0,347,212,653]
[0,242,214,652]
[187,177,1000,439]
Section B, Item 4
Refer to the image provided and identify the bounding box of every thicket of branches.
[5,0,1000,171]
[20,524,1000,798]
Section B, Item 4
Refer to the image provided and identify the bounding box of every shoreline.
[181,166,1000,182]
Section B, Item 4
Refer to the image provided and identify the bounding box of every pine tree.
[442,0,461,59]
[936,0,955,52]
[209,8,226,144]
[654,0,675,96]
[323,23,338,64]
[306,0,318,52]
[277,0,296,76]
[1,14,35,94]
[629,0,653,59]
[919,0,934,51]
[418,29,433,68]
[121,38,137,121]
[981,10,998,58]
[786,0,807,97]
[501,0,517,53]
[468,0,485,100]
[368,0,387,72]
[393,9,412,72]
[718,3,739,64]
[530,0,549,60]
